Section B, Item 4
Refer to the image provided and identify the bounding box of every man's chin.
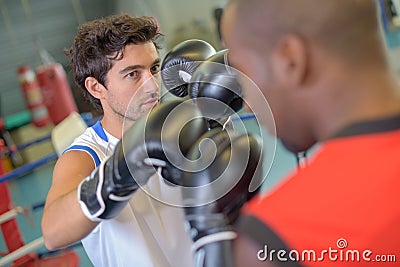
[121,116,136,131]
[124,104,158,123]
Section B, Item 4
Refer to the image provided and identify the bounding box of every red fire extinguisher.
[36,63,78,125]
[17,65,50,127]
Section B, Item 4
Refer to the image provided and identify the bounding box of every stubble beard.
[112,104,142,123]
[114,98,159,124]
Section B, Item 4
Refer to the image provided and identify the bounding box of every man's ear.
[271,34,308,87]
[85,77,106,99]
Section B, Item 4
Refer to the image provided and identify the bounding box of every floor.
[1,116,298,267]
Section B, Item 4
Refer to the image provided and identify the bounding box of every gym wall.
[380,0,400,77]
[118,0,400,78]
[0,0,113,117]
[115,0,226,53]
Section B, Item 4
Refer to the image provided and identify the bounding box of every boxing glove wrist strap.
[77,159,136,222]
[192,231,238,253]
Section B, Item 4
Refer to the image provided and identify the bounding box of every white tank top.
[65,121,194,267]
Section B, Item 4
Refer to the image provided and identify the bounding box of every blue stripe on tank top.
[92,121,108,142]
[64,145,101,167]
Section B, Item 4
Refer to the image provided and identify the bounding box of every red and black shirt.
[238,115,400,266]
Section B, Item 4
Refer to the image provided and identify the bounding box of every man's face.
[221,3,313,153]
[221,4,278,133]
[104,42,160,122]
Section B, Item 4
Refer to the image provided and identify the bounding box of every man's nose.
[142,71,160,93]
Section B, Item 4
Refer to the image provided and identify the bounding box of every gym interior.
[1,0,399,266]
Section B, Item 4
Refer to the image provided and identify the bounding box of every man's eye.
[151,64,160,74]
[126,71,139,79]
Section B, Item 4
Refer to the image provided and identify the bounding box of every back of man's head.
[235,0,386,67]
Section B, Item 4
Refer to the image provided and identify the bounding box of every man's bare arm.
[41,150,98,250]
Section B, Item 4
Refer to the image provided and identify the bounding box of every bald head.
[221,0,399,153]
[229,0,386,65]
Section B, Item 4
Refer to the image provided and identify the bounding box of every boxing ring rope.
[0,112,90,266]
[0,207,26,224]
[0,237,44,266]
[0,236,82,266]
[0,200,45,225]
[14,134,51,151]
[0,145,53,267]
[0,152,58,184]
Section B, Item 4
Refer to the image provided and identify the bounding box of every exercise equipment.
[51,112,87,156]
[0,111,31,132]
[36,63,78,126]
[17,65,50,128]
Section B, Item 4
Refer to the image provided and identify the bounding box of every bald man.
[219,0,400,266]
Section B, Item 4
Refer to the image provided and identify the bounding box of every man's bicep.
[45,150,95,205]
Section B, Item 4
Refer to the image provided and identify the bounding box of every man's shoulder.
[69,125,105,149]
[63,125,110,166]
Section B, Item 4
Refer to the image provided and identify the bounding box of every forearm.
[41,189,98,250]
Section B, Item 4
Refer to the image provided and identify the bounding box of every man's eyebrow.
[119,58,161,75]
[152,58,161,65]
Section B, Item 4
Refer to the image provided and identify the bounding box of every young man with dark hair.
[42,14,194,267]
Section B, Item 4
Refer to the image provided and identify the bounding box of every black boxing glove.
[188,49,243,129]
[161,39,216,97]
[182,129,263,267]
[78,99,208,221]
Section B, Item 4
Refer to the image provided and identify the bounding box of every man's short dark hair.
[66,14,162,111]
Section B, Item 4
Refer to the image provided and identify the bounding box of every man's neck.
[99,115,124,140]
[312,67,400,141]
